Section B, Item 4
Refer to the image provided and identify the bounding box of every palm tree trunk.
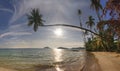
[42,24,99,35]
[79,16,82,27]
[96,10,101,21]
[117,38,120,52]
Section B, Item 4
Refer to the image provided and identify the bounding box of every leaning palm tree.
[27,8,101,36]
[90,0,102,21]
[27,8,44,32]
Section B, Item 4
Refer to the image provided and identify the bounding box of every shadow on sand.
[81,52,102,71]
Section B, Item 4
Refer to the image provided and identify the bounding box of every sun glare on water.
[53,48,64,71]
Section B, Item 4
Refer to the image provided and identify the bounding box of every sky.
[0,0,105,48]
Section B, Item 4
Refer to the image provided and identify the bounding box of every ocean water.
[0,48,86,71]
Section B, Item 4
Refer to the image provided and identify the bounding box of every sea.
[0,48,86,71]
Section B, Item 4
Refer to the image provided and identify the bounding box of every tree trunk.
[42,24,99,35]
[96,10,101,22]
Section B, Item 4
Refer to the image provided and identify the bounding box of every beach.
[82,52,120,71]
[92,52,120,71]
[0,49,120,71]
[0,48,86,71]
[0,68,16,71]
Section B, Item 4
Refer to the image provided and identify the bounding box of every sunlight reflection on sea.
[53,48,64,71]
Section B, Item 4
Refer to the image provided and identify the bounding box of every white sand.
[93,52,120,71]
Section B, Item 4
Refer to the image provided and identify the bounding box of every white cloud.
[9,0,90,25]
[0,32,32,38]
[0,8,13,14]
[0,0,92,48]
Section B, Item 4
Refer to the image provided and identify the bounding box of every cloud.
[8,22,32,32]
[9,0,91,25]
[0,32,32,38]
[0,8,13,13]
[0,0,93,48]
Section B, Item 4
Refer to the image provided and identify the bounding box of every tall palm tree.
[27,8,44,32]
[86,16,95,30]
[82,30,88,45]
[78,9,87,44]
[78,9,82,27]
[86,16,95,40]
[90,0,102,21]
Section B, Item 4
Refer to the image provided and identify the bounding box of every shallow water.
[0,48,86,71]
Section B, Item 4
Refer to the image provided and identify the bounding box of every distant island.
[57,47,68,49]
[43,47,50,49]
[57,47,85,51]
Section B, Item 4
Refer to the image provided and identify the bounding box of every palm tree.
[86,16,95,40]
[90,0,102,21]
[78,9,87,44]
[27,8,44,32]
[82,30,88,44]
[78,9,82,27]
[27,8,100,36]
[86,16,95,30]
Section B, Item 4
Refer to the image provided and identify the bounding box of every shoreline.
[0,52,120,71]
[81,52,101,71]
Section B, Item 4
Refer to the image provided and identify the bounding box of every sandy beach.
[92,52,120,71]
[82,52,120,71]
[0,67,17,71]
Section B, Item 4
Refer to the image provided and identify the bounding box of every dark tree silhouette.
[27,9,44,32]
[90,0,102,21]
[86,16,95,30]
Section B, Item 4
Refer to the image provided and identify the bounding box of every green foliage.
[85,26,117,52]
[85,33,118,52]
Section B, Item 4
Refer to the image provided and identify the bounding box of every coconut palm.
[86,16,95,30]
[27,8,100,36]
[90,0,102,21]
[27,8,44,32]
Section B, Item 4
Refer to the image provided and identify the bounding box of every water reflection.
[56,65,64,71]
[53,48,64,71]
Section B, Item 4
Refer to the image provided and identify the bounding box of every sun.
[54,28,63,37]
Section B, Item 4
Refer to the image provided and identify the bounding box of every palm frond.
[27,8,45,32]
[28,21,34,26]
